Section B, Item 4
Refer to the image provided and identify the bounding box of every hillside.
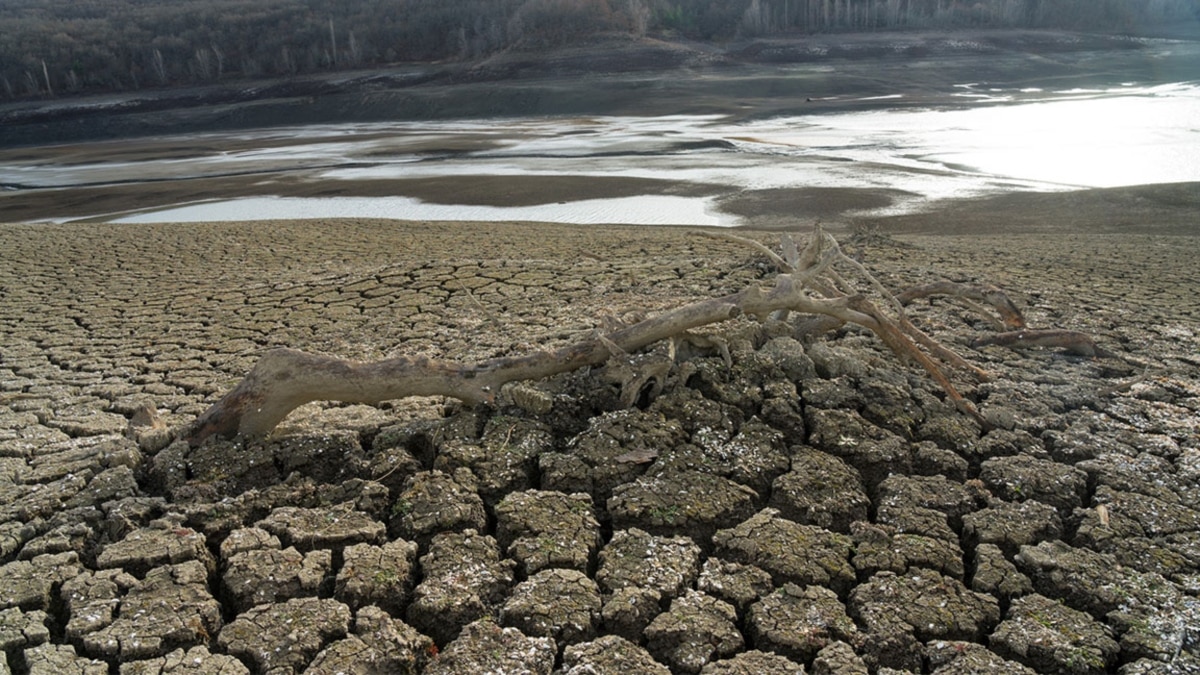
[4,26,1197,147]
[3,0,1197,102]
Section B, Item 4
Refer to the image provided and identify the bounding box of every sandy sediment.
[1,217,1198,673]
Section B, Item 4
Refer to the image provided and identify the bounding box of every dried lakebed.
[0,219,1198,674]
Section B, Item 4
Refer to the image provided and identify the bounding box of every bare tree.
[329,17,338,67]
[23,70,39,96]
[211,43,225,79]
[627,0,651,36]
[346,32,361,66]
[41,59,53,96]
[193,48,212,81]
[742,0,771,35]
[151,48,167,85]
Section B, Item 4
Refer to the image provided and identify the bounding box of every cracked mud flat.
[1,214,1198,674]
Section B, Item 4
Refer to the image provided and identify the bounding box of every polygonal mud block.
[911,440,970,481]
[746,583,860,663]
[0,552,83,611]
[712,509,855,594]
[805,408,913,491]
[696,558,774,616]
[876,474,985,531]
[698,649,806,674]
[1093,485,1200,537]
[117,646,251,675]
[256,504,386,551]
[600,586,662,644]
[61,568,137,639]
[809,641,868,675]
[334,539,419,614]
[217,527,280,559]
[23,643,108,675]
[501,568,602,647]
[768,448,868,533]
[96,520,215,577]
[217,597,351,673]
[306,605,436,675]
[561,635,669,675]
[969,543,1033,601]
[875,504,958,542]
[271,430,369,485]
[388,468,486,545]
[540,409,682,504]
[406,529,515,646]
[433,416,553,506]
[990,593,1119,675]
[596,528,701,600]
[848,569,1000,645]
[644,590,743,673]
[222,547,331,613]
[608,471,758,547]
[962,499,1063,556]
[924,641,1038,675]
[1015,540,1198,663]
[850,520,964,580]
[978,454,1087,516]
[653,416,790,500]
[0,606,50,652]
[80,561,223,661]
[422,619,554,675]
[493,489,600,576]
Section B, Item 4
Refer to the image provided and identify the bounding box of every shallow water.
[113,194,735,226]
[5,44,1199,226]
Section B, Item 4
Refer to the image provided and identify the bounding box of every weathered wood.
[970,328,1112,357]
[186,228,1010,445]
[188,273,900,444]
[895,281,1026,329]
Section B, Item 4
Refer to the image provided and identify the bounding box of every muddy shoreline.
[1,213,1198,673]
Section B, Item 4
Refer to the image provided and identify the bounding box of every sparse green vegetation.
[390,498,413,518]
[1,0,1196,100]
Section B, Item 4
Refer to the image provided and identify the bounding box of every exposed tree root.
[186,228,1018,445]
[970,328,1115,358]
[895,281,1026,330]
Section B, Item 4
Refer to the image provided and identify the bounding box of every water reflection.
[114,195,734,226]
[7,78,1198,226]
[761,82,1199,188]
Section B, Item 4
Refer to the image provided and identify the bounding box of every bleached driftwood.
[970,328,1114,357]
[895,281,1027,330]
[188,227,991,445]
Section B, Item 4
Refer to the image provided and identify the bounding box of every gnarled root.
[895,281,1026,330]
[186,228,988,445]
[970,329,1116,358]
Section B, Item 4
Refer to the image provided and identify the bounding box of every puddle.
[113,194,737,227]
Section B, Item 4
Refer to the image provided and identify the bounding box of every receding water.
[113,194,736,226]
[6,45,1199,227]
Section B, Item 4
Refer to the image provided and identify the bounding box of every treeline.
[2,0,1197,100]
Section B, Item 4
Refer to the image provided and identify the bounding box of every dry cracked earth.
[1,219,1198,675]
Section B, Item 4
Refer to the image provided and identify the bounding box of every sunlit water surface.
[9,79,1199,226]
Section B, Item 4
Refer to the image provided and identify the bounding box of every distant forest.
[3,0,1198,100]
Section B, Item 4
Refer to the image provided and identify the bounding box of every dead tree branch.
[970,329,1114,357]
[187,228,989,445]
[895,281,1026,330]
